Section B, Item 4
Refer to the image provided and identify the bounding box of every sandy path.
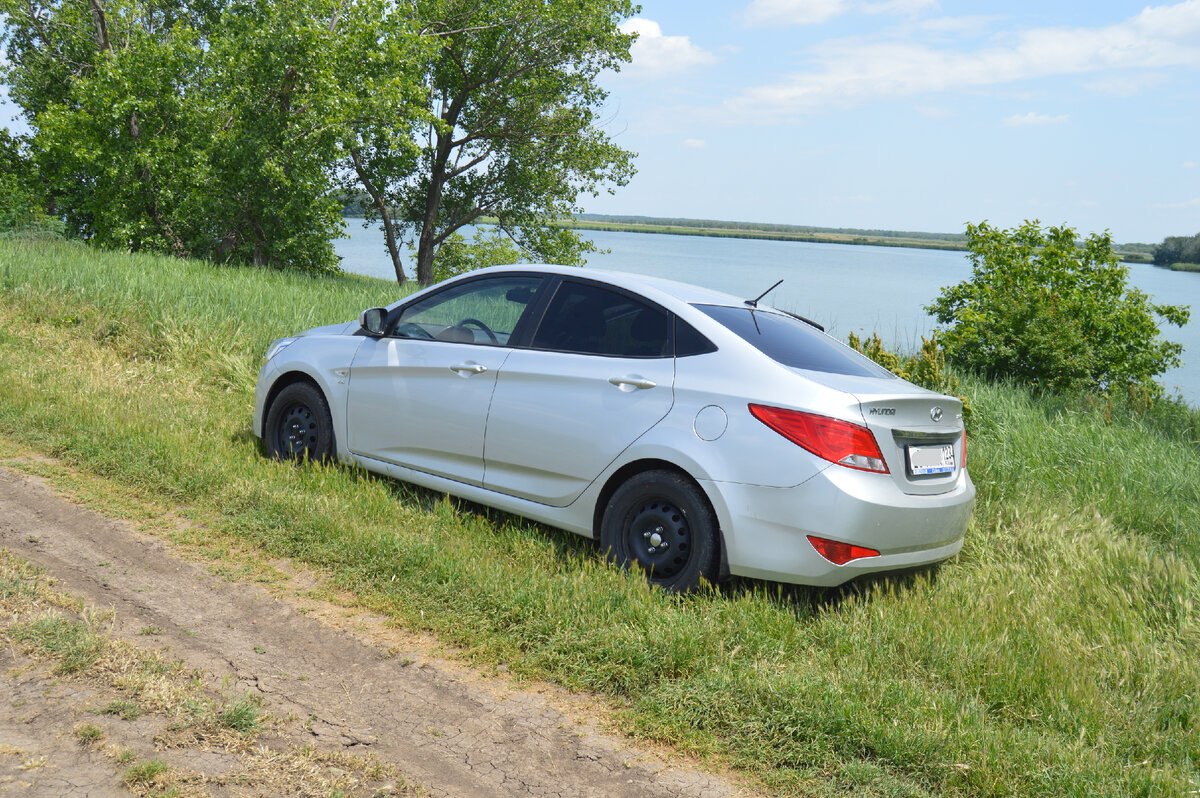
[0,467,743,797]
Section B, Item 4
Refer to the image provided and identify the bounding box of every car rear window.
[694,305,896,378]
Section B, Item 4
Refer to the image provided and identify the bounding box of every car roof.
[468,263,747,310]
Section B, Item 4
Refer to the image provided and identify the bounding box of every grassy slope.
[1,238,1198,797]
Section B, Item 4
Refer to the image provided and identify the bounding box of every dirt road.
[0,467,744,797]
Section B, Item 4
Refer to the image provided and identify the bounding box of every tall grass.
[1,238,1198,796]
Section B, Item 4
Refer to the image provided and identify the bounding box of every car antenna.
[746,279,783,308]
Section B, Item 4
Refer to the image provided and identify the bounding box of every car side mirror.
[359,307,387,337]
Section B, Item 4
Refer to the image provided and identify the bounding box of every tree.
[927,221,1190,396]
[1,0,423,271]
[349,0,638,285]
[1154,233,1200,267]
[0,130,54,233]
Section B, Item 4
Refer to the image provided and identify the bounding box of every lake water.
[334,221,1200,406]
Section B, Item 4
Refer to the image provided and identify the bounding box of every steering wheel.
[393,321,435,340]
[456,317,499,344]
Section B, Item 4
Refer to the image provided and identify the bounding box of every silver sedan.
[253,265,974,591]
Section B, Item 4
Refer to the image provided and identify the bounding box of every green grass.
[122,758,169,786]
[1166,262,1200,273]
[1,238,1198,796]
[10,614,108,675]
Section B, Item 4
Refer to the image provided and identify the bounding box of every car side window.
[531,281,672,357]
[393,276,544,346]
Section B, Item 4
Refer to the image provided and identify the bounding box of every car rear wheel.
[265,382,334,462]
[600,470,717,592]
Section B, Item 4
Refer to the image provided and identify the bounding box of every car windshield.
[695,304,896,378]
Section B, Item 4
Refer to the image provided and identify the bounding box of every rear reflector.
[748,404,889,473]
[807,535,880,565]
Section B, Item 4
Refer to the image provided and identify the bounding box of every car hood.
[297,321,359,338]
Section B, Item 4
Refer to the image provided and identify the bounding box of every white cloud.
[619,18,718,77]
[745,0,847,27]
[1184,161,1198,168]
[1084,72,1166,96]
[1004,112,1069,126]
[916,104,954,119]
[682,138,708,148]
[862,0,938,16]
[727,1,1200,118]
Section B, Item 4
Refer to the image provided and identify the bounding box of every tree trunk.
[349,148,406,284]
[415,110,456,285]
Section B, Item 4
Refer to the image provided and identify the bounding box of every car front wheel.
[600,470,718,592]
[265,382,334,462]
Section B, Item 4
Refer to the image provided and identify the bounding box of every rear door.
[483,279,676,506]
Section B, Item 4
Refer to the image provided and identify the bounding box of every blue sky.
[587,0,1200,243]
[3,1,1198,243]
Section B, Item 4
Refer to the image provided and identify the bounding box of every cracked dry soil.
[0,468,746,798]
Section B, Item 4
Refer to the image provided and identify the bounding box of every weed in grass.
[216,692,265,734]
[115,748,136,765]
[11,614,107,674]
[122,758,168,785]
[138,625,163,635]
[74,724,104,746]
[100,699,144,720]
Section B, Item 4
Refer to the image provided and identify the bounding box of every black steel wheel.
[600,470,718,592]
[265,382,334,462]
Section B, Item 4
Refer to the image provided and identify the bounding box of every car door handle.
[450,363,487,375]
[608,376,656,390]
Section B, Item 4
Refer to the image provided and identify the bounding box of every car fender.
[257,336,364,460]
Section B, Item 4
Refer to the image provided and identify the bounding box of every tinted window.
[532,282,672,357]
[695,305,895,378]
[675,318,717,357]
[393,276,543,346]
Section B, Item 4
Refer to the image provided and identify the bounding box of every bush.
[927,221,1190,396]
[846,331,972,424]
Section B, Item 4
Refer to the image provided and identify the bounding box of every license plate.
[908,444,955,475]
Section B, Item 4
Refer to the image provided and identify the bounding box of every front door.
[346,274,546,486]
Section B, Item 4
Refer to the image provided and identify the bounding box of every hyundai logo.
[930,406,943,422]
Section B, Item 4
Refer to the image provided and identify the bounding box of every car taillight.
[807,535,880,565]
[961,429,967,470]
[748,404,889,473]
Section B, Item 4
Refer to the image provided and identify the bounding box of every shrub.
[846,331,972,424]
[927,221,1189,396]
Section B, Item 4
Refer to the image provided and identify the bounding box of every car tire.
[600,470,718,592]
[265,382,335,462]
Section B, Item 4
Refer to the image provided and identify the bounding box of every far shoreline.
[340,213,1158,264]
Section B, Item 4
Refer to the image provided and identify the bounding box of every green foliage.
[353,0,638,284]
[431,229,524,282]
[1154,232,1200,267]
[927,221,1190,396]
[846,331,972,424]
[0,0,424,272]
[0,130,60,237]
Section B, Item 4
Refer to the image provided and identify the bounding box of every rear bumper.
[702,466,974,587]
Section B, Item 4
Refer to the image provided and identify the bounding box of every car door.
[483,279,676,506]
[346,274,546,486]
